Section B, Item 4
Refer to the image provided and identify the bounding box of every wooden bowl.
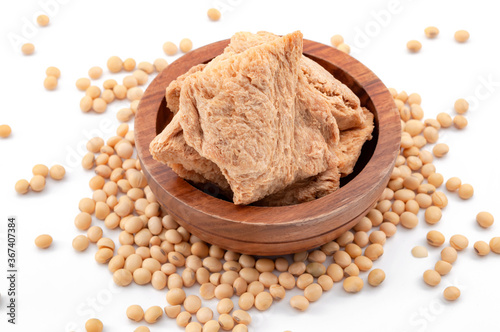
[135,39,400,256]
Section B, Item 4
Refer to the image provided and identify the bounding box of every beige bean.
[127,305,144,322]
[490,237,500,254]
[217,298,234,314]
[441,247,458,264]
[474,241,490,256]
[450,234,469,251]
[144,306,162,324]
[177,311,192,327]
[367,269,385,287]
[423,270,441,286]
[343,276,364,292]
[290,295,309,311]
[435,260,452,276]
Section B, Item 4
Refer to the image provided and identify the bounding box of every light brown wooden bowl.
[135,39,400,256]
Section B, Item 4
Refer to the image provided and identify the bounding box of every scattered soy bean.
[454,98,469,114]
[437,113,452,128]
[35,234,52,249]
[330,34,344,47]
[441,247,458,264]
[443,286,461,301]
[144,306,163,323]
[179,38,193,53]
[424,26,439,38]
[49,165,65,180]
[177,311,192,327]
[454,30,470,43]
[367,269,385,287]
[153,58,168,72]
[434,260,452,276]
[337,43,350,54]
[290,295,309,311]
[123,58,136,71]
[255,291,273,310]
[431,191,448,208]
[219,314,234,331]
[411,246,428,258]
[474,241,490,256]
[30,175,46,192]
[88,66,103,79]
[450,234,469,251]
[164,305,181,319]
[458,184,474,200]
[167,288,186,305]
[85,318,103,332]
[107,56,123,73]
[113,269,133,286]
[0,124,12,138]
[427,230,445,247]
[185,322,202,332]
[423,270,441,286]
[207,8,221,21]
[490,237,500,254]
[304,283,322,302]
[453,115,468,129]
[433,143,449,157]
[33,164,49,177]
[126,305,144,322]
[184,295,202,314]
[343,276,364,292]
[233,324,248,332]
[44,76,58,90]
[407,40,422,53]
[21,43,35,55]
[476,212,494,228]
[37,14,50,26]
[400,211,418,229]
[445,177,461,192]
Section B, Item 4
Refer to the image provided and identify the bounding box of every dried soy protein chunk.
[334,108,374,176]
[256,168,340,206]
[157,31,312,205]
[148,114,232,194]
[152,32,339,205]
[165,64,206,114]
[257,110,373,206]
[153,31,373,206]
[300,56,364,130]
[164,31,371,189]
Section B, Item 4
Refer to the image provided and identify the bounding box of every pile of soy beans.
[70,81,499,332]
[23,30,496,332]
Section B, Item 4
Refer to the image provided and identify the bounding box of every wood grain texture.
[135,39,400,256]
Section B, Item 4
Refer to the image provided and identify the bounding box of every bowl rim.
[135,38,400,253]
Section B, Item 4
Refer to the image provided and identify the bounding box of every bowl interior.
[154,53,379,204]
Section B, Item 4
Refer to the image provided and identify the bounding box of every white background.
[1,0,500,331]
